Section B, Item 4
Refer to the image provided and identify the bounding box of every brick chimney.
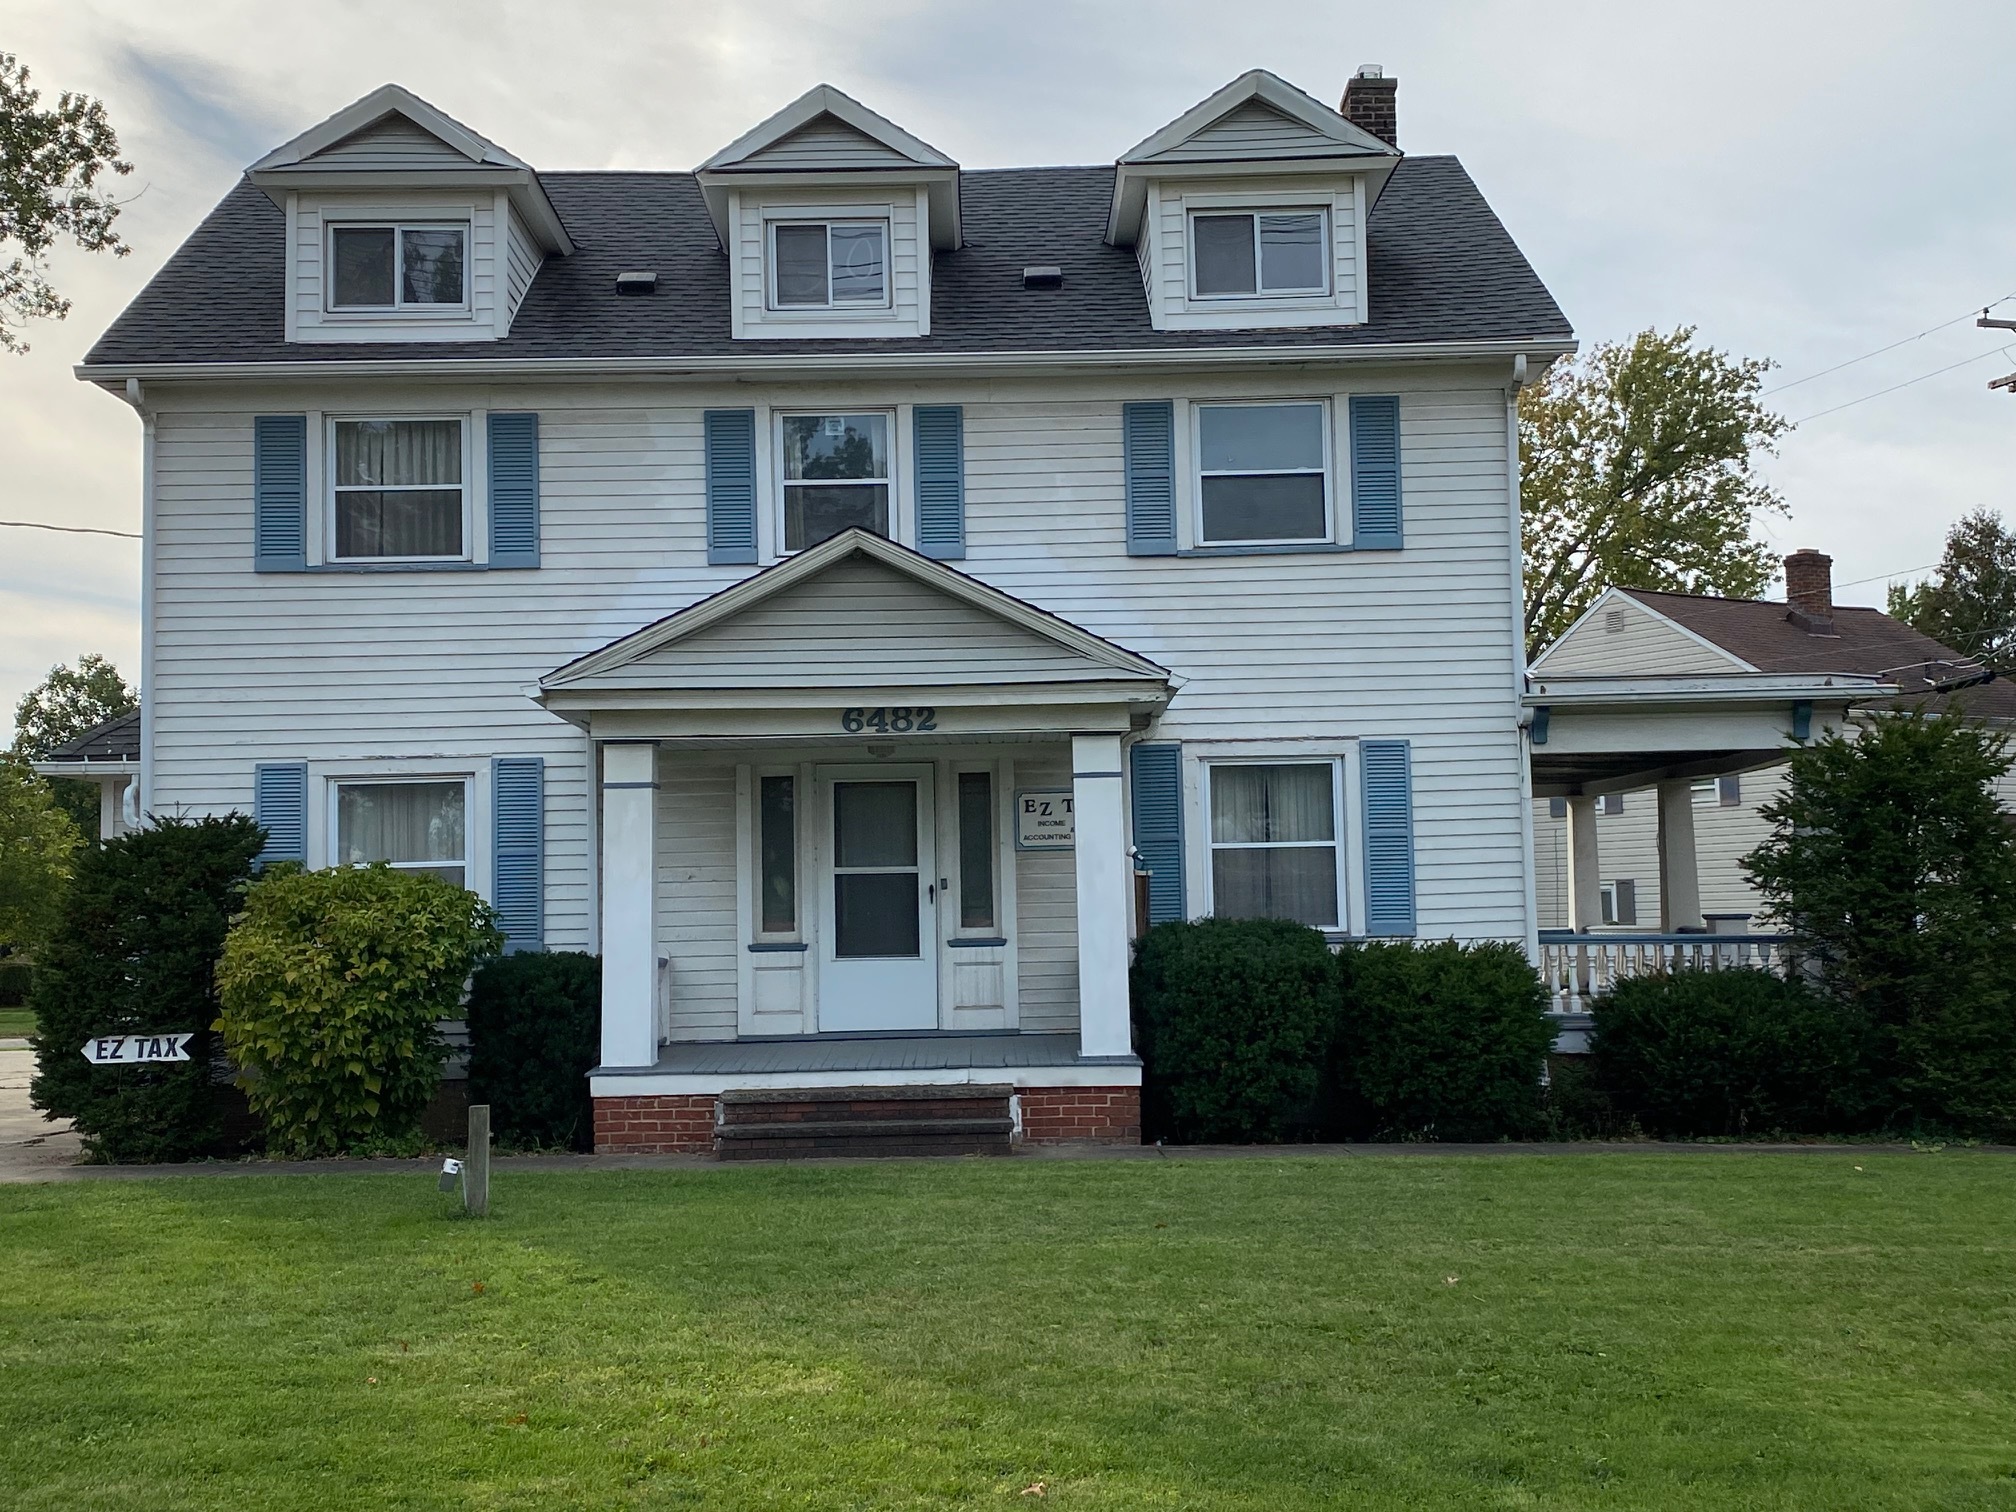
[1784,549,1836,635]
[1341,65,1398,148]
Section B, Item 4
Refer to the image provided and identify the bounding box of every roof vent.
[1022,265,1063,290]
[615,271,657,296]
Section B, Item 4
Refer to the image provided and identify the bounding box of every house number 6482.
[841,706,937,733]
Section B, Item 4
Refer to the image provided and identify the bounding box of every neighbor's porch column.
[1656,779,1705,933]
[1566,796,1603,932]
[1072,733,1132,1060]
[600,741,659,1069]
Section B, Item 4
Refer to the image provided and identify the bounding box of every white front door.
[816,765,939,1032]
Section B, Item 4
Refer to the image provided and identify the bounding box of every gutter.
[75,337,1577,387]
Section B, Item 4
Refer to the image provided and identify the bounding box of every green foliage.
[27,814,262,1161]
[0,53,131,352]
[1520,327,1790,654]
[1887,508,2016,669]
[0,959,31,1007]
[1131,917,1337,1143]
[0,758,80,953]
[466,951,601,1151]
[1745,710,2016,1137]
[1592,968,1876,1137]
[1332,940,1555,1140]
[216,865,502,1156]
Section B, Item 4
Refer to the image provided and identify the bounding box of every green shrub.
[0,959,32,1008]
[1331,940,1554,1141]
[466,951,601,1151]
[1591,967,1876,1137]
[29,815,264,1162]
[216,864,502,1156]
[1131,917,1336,1143]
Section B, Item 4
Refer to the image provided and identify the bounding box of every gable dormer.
[1108,69,1400,333]
[248,85,571,345]
[696,86,959,341]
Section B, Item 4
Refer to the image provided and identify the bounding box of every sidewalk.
[0,1047,85,1179]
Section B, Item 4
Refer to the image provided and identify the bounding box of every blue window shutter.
[1349,395,1403,550]
[492,756,544,953]
[1361,740,1416,936]
[914,405,965,560]
[487,412,540,568]
[253,415,307,572]
[704,409,758,565]
[1123,401,1177,556]
[252,762,308,868]
[1129,742,1186,925]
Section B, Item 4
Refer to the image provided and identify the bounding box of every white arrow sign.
[81,1033,195,1066]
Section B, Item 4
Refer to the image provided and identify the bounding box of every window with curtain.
[769,220,889,309]
[1197,402,1328,543]
[335,780,467,887]
[758,774,796,935]
[1209,762,1339,929]
[332,418,465,559]
[1191,210,1328,298]
[328,223,467,309]
[779,412,890,551]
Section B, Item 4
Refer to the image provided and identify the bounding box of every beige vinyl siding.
[300,115,471,172]
[654,753,740,1040]
[1534,595,1749,676]
[1010,751,1079,1031]
[737,118,915,169]
[1144,100,1354,161]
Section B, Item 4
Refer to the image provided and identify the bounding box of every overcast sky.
[4,0,2013,720]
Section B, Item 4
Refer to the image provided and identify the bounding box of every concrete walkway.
[0,1047,85,1179]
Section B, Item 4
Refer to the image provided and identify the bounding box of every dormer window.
[1191,210,1328,298]
[329,223,468,310]
[770,220,890,309]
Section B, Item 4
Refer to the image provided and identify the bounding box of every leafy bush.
[1745,710,2016,1137]
[29,814,263,1161]
[1131,917,1336,1143]
[0,959,32,1008]
[466,951,601,1151]
[0,759,81,954]
[1592,967,1875,1138]
[216,864,501,1156]
[1331,941,1554,1141]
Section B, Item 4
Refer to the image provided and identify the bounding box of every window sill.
[747,941,809,953]
[947,936,1008,948]
[300,560,488,574]
[1179,542,1353,557]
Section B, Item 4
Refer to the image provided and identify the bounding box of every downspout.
[1506,356,1540,962]
[123,378,155,827]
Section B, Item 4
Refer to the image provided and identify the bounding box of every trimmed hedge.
[1333,940,1555,1140]
[466,951,601,1151]
[0,960,31,1008]
[1131,917,1336,1143]
[29,815,264,1162]
[1592,967,1876,1137]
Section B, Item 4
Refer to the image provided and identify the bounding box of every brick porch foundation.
[1017,1086,1141,1144]
[595,1094,717,1154]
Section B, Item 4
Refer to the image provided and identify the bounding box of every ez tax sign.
[81,1033,194,1066]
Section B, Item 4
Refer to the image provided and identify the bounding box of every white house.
[79,67,1580,1153]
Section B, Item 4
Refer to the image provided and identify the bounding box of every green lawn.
[2,1155,2013,1510]
[0,1009,35,1037]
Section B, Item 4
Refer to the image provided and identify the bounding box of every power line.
[1788,346,2016,424]
[0,519,139,539]
[1835,563,1939,590]
[1764,291,2016,396]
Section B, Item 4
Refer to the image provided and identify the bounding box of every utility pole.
[1983,311,2016,393]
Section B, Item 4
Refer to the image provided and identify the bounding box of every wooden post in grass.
[467,1103,490,1217]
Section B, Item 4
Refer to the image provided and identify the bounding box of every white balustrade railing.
[1538,930,1796,1017]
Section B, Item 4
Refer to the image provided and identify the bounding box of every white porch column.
[1566,796,1603,932]
[599,741,659,1069]
[1072,733,1132,1060]
[1656,779,1705,932]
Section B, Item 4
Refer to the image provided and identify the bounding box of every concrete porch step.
[716,1084,1016,1160]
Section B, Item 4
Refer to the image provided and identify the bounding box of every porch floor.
[604,1032,1133,1079]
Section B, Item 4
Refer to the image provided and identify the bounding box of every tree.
[0,759,80,953]
[1743,710,2016,1137]
[1887,509,2016,669]
[1520,327,1791,654]
[1,53,131,352]
[11,654,136,840]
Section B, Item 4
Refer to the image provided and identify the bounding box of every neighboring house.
[30,710,141,840]
[78,67,1577,1152]
[1530,548,2016,933]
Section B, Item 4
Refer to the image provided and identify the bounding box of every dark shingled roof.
[84,158,1571,367]
[1625,590,2016,722]
[41,709,141,763]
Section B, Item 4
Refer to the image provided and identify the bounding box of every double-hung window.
[332,418,466,560]
[335,780,468,887]
[1196,401,1329,543]
[1191,210,1328,298]
[1208,762,1341,930]
[770,220,889,309]
[779,412,890,551]
[328,224,468,310]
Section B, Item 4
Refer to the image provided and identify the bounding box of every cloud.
[106,44,283,171]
